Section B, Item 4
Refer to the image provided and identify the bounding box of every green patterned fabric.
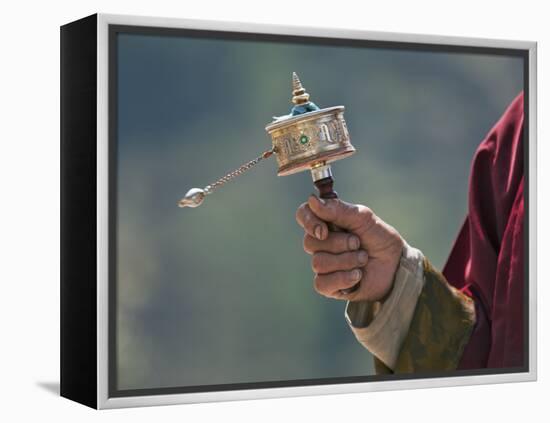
[377,258,476,374]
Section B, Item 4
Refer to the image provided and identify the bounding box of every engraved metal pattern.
[266,106,355,176]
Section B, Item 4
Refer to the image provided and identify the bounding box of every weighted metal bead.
[178,188,206,208]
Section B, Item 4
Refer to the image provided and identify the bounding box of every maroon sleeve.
[442,92,525,369]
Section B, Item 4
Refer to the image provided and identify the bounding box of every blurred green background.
[115,32,523,390]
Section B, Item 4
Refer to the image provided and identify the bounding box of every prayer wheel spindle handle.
[313,173,360,295]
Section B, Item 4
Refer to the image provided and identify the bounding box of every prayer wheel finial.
[292,72,310,105]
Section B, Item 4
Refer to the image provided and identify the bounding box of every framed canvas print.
[60,13,537,409]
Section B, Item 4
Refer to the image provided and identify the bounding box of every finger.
[314,268,363,298]
[307,195,375,234]
[296,202,328,240]
[303,232,361,255]
[311,250,368,274]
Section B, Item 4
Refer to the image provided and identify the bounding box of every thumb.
[307,195,367,233]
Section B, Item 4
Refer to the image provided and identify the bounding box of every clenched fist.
[296,195,404,302]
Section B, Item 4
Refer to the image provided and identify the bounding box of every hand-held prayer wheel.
[179,73,359,294]
[266,72,355,178]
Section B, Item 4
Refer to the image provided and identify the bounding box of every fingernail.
[348,236,360,250]
[351,269,362,282]
[358,250,368,264]
[314,225,323,240]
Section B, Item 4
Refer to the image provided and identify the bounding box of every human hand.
[296,195,404,302]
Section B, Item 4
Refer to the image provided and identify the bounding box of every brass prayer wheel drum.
[265,72,355,176]
[265,106,355,176]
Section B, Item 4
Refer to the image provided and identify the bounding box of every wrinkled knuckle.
[311,253,324,273]
[303,211,314,227]
[303,235,313,254]
[313,274,323,293]
[295,203,306,223]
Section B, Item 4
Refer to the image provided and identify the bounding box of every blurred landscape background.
[116,31,523,390]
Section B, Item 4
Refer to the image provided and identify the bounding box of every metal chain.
[203,148,275,195]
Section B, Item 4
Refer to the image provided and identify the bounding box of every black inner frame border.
[108,23,531,398]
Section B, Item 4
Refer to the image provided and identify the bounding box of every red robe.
[443,92,525,369]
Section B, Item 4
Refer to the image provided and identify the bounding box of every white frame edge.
[96,13,537,409]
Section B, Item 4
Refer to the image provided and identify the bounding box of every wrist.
[384,239,406,301]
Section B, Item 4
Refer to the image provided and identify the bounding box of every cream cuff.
[344,243,425,370]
